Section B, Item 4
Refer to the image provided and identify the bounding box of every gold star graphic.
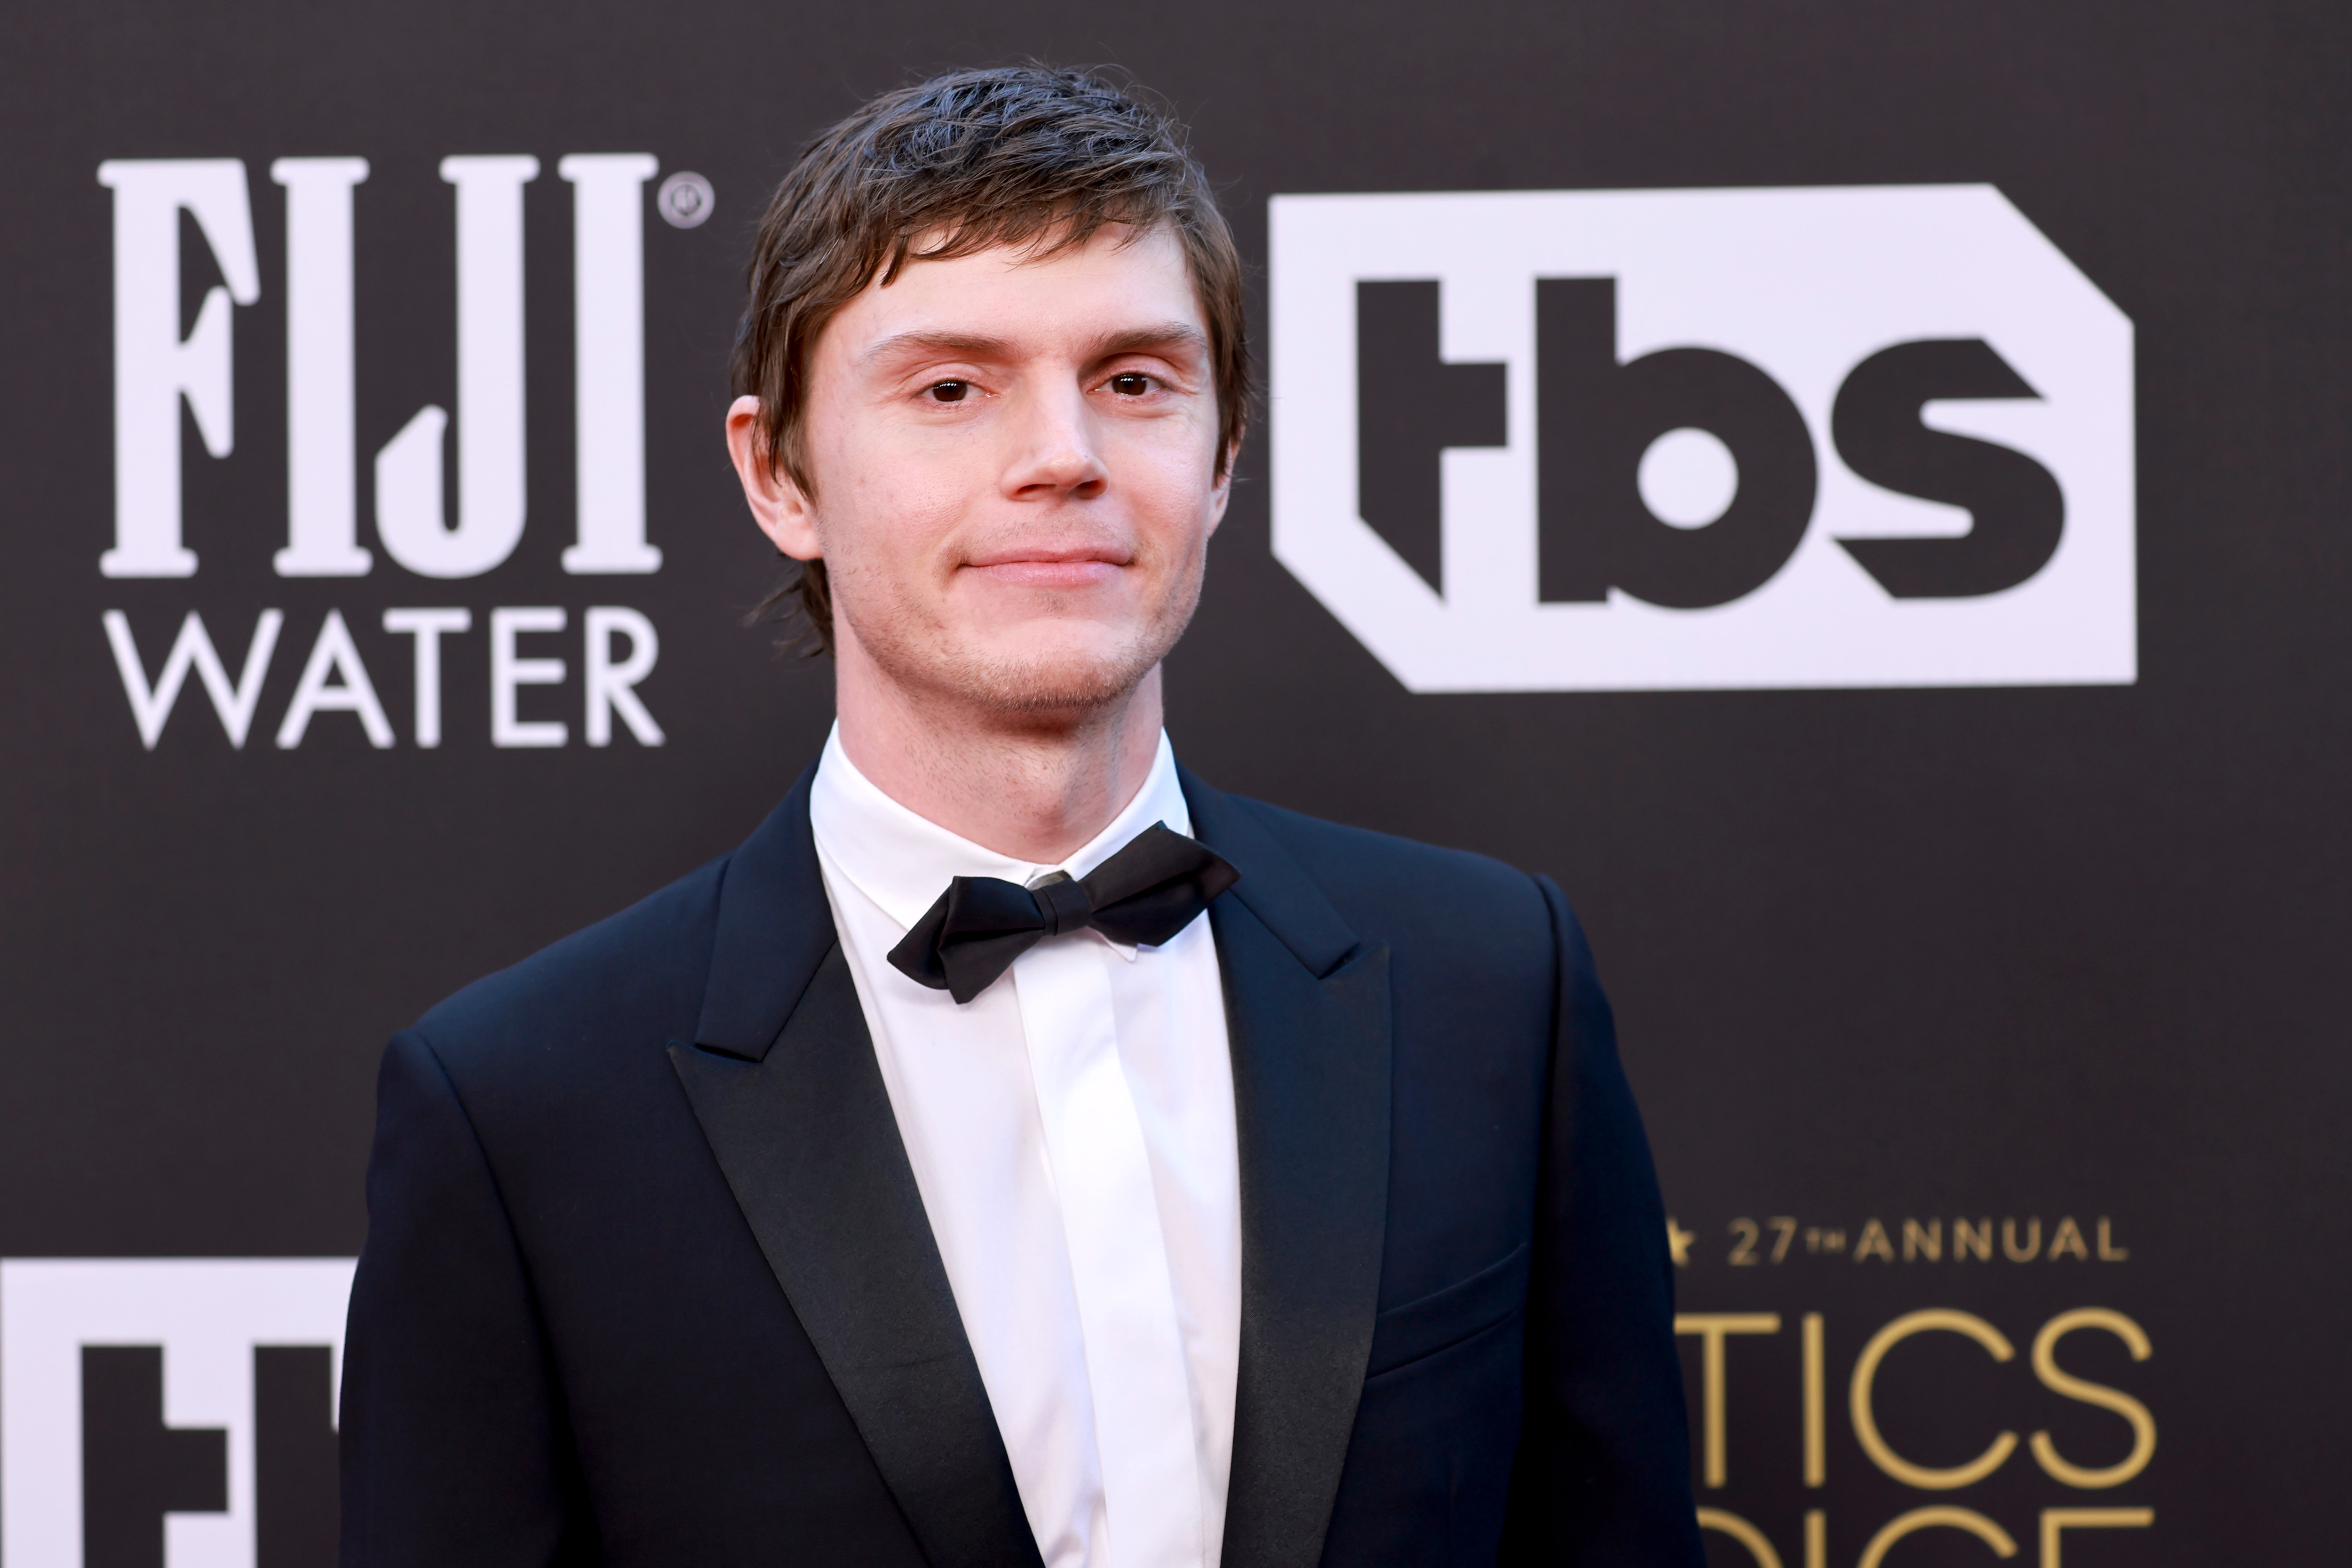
[1667,1217,1694,1267]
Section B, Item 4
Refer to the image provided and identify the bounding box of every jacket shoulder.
[1221,793,1557,976]
[410,854,732,1075]
[1228,793,1546,907]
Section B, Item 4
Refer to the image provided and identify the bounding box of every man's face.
[742,223,1231,718]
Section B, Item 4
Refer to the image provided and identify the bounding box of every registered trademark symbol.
[657,171,714,229]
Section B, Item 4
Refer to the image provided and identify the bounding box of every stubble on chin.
[839,558,1206,722]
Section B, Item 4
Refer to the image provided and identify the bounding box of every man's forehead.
[834,225,1206,358]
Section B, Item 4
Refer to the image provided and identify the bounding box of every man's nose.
[1002,382,1108,501]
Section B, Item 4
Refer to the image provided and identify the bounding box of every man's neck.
[832,655,1166,867]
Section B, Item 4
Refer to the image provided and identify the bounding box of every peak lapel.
[672,774,1040,1568]
[691,765,834,1060]
[1183,770,1394,1568]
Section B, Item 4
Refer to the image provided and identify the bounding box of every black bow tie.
[886,823,1239,1004]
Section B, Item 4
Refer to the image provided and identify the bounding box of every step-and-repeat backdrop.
[2,2,2341,1563]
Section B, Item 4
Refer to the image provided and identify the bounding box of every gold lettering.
[2028,1309,2156,1488]
[2039,1508,2153,1567]
[2003,1217,2042,1262]
[2049,1217,2089,1261]
[1730,1217,1761,1266]
[1859,1506,2017,1568]
[1955,1217,1992,1262]
[1850,1309,2019,1489]
[1855,1218,1895,1263]
[1904,1218,1943,1262]
[2097,1218,2128,1261]
[1696,1507,1785,1568]
[1769,1215,1798,1263]
[1676,1313,1781,1488]
[1804,1509,1825,1568]
[1803,1312,1826,1488]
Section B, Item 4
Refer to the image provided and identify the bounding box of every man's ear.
[1205,432,1244,533]
[725,395,822,560]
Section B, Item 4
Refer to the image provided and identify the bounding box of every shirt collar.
[808,722,1195,946]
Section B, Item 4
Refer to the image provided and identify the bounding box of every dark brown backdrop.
[1,2,2342,1560]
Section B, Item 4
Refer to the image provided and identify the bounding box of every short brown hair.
[731,64,1251,655]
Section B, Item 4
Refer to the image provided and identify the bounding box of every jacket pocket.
[1363,1240,1532,1379]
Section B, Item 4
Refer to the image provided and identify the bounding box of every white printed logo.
[97,154,661,581]
[1268,186,2136,691]
[92,156,672,752]
[2,1259,356,1568]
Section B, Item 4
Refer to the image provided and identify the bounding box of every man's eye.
[1108,374,1153,397]
[927,381,970,403]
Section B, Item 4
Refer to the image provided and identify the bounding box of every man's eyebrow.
[857,322,1210,369]
[859,329,1017,367]
[1087,322,1210,361]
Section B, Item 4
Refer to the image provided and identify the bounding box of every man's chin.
[916,632,1164,718]
[964,654,1155,716]
[844,592,1196,723]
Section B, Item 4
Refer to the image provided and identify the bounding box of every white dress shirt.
[808,725,1240,1568]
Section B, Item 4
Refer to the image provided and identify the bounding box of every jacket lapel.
[669,769,1041,1568]
[1182,768,1394,1568]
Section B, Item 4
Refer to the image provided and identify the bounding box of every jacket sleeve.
[340,1030,600,1566]
[1499,877,1705,1566]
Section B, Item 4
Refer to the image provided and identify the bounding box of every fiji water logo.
[94,154,705,751]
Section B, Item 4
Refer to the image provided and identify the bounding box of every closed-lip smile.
[962,543,1128,589]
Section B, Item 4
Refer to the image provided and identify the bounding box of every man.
[341,65,1700,1568]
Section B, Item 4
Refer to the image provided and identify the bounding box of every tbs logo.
[1268,186,2135,691]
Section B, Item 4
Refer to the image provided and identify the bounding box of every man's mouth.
[961,545,1127,590]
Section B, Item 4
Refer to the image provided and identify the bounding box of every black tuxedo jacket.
[340,766,1702,1567]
